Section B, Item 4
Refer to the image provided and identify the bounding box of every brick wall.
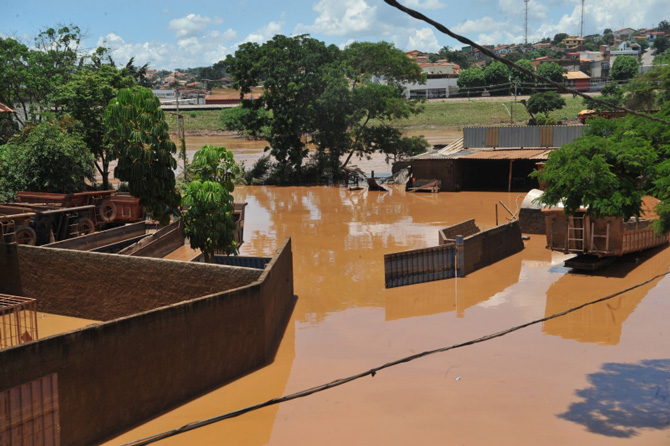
[0,239,295,446]
[462,220,524,273]
[0,244,263,321]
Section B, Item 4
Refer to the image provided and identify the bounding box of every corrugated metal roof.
[564,71,590,80]
[461,149,551,160]
[0,103,15,113]
[412,137,464,159]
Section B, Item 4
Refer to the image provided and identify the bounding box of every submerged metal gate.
[384,238,464,288]
[0,374,60,446]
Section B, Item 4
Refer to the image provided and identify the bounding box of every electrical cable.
[383,0,670,125]
[120,269,670,446]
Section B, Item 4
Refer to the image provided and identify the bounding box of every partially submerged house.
[398,125,586,192]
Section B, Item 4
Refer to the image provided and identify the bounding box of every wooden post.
[455,235,464,277]
[508,159,514,192]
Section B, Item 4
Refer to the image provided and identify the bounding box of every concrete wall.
[462,220,524,273]
[0,240,295,446]
[519,208,546,234]
[0,244,264,321]
[384,220,524,287]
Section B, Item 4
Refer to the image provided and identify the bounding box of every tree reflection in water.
[559,359,670,438]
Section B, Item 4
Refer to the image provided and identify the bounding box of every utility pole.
[524,0,529,45]
[580,0,585,38]
[172,80,188,182]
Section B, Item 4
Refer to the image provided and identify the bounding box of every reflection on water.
[183,129,461,177]
[108,186,670,446]
[543,245,670,345]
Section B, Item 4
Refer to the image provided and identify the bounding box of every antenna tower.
[580,0,585,37]
[524,0,529,45]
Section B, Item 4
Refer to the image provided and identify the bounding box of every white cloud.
[404,0,446,10]
[407,27,441,52]
[240,20,285,45]
[168,14,224,38]
[97,27,238,70]
[295,0,378,37]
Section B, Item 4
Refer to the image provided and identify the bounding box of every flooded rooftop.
[107,186,670,445]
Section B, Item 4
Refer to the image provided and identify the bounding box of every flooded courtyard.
[107,186,670,445]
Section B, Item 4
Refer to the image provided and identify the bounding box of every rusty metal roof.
[0,103,14,113]
[461,149,551,160]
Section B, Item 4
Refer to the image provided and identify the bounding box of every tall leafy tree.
[457,66,486,96]
[323,41,426,170]
[0,121,94,201]
[610,55,639,81]
[483,61,510,95]
[526,91,566,117]
[51,63,136,189]
[181,145,241,262]
[438,46,471,69]
[536,62,564,90]
[0,26,82,126]
[104,87,180,225]
[225,34,338,182]
[510,59,536,94]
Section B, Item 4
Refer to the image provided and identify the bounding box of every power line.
[383,0,670,125]
[120,270,670,446]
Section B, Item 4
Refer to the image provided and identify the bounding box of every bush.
[0,122,94,201]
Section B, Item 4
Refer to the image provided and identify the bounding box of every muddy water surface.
[108,187,670,445]
[182,129,462,177]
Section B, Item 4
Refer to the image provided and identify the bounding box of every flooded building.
[400,125,586,192]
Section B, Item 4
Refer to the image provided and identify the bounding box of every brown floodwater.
[98,186,670,445]
[182,129,462,177]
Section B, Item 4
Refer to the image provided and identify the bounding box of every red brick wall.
[0,240,295,446]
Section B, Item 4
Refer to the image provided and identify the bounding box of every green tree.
[325,41,426,171]
[536,62,564,87]
[438,46,471,69]
[510,59,535,94]
[0,122,94,201]
[104,87,180,225]
[51,63,136,189]
[526,91,566,116]
[653,35,670,54]
[225,37,426,182]
[220,104,271,139]
[534,98,670,232]
[659,20,670,33]
[483,61,510,95]
[457,66,486,96]
[224,35,338,181]
[181,145,240,262]
[0,26,83,126]
[610,55,639,81]
[553,33,569,45]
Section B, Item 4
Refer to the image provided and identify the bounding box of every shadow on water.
[565,245,669,279]
[559,359,670,438]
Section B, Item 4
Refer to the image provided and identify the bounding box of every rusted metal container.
[543,208,669,257]
[15,190,144,228]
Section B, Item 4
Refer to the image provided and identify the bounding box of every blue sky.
[2,0,669,70]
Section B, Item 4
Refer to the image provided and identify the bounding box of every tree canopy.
[457,66,486,96]
[526,91,566,117]
[610,55,639,81]
[536,62,565,87]
[223,35,427,183]
[0,122,94,201]
[537,65,670,232]
[181,145,240,262]
[483,61,510,95]
[104,87,180,225]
